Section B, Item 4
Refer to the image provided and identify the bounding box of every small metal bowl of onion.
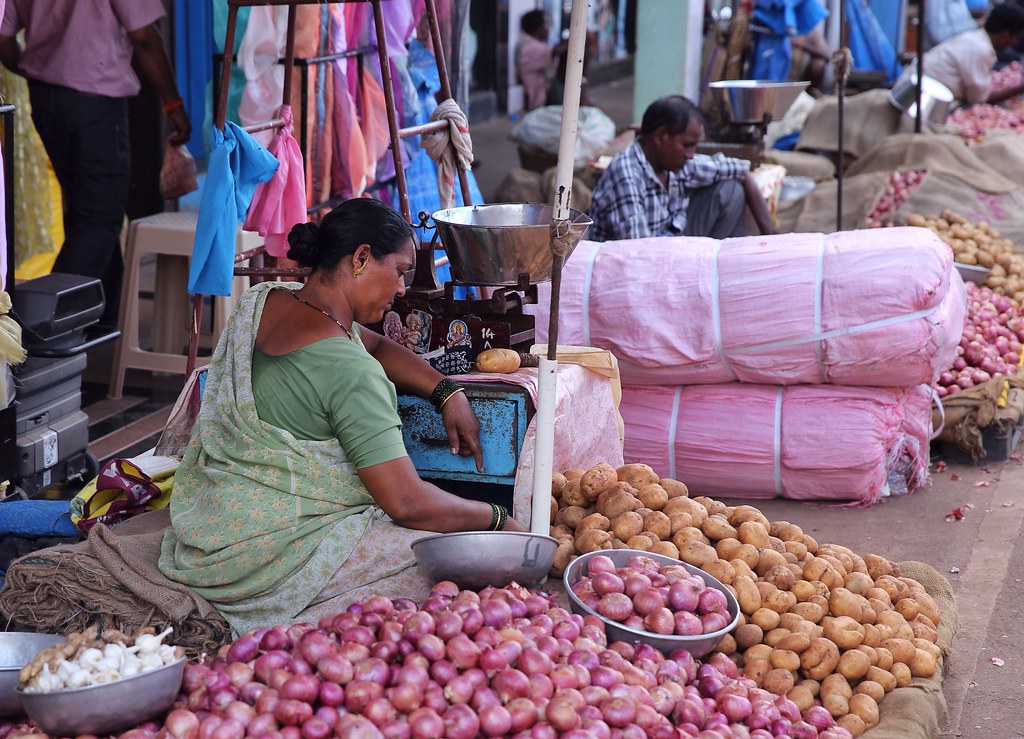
[564,549,740,657]
[412,531,559,589]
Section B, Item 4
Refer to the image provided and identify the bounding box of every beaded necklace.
[292,291,357,340]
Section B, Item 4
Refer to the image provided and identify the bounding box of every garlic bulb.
[78,647,103,671]
[66,669,92,689]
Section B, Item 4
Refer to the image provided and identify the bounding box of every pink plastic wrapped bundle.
[530,228,966,387]
[619,383,933,504]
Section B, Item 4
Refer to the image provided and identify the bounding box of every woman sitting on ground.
[159,198,524,636]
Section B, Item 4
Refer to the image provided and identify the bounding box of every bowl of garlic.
[17,624,186,736]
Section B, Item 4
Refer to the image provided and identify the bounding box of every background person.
[896,2,1024,105]
[0,0,191,324]
[159,198,524,635]
[588,95,776,242]
[516,9,568,111]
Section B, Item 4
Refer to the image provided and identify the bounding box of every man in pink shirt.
[0,0,190,324]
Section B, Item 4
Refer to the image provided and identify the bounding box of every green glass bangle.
[431,378,464,410]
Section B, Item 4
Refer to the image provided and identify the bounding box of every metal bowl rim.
[15,656,186,697]
[563,549,741,643]
[708,80,811,90]
[411,531,560,550]
[0,633,67,670]
[431,203,594,230]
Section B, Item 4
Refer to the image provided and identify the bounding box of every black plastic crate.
[935,416,1024,465]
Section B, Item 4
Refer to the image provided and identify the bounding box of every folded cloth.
[0,500,78,537]
[0,509,230,657]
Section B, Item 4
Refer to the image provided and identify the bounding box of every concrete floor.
[466,78,1024,736]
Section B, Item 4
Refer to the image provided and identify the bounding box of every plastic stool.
[108,212,260,399]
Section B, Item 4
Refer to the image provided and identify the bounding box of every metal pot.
[889,74,955,127]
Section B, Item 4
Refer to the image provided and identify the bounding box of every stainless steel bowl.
[432,203,592,286]
[18,656,186,736]
[564,549,740,657]
[889,74,955,127]
[0,633,66,717]
[955,262,991,285]
[707,80,810,123]
[412,531,559,589]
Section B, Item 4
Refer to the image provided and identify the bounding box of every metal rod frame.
[189,0,474,375]
[915,0,925,134]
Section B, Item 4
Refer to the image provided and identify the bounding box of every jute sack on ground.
[796,89,929,160]
[932,377,1024,461]
[0,509,231,656]
[970,130,1024,183]
[863,560,957,739]
[847,133,1018,194]
[777,171,890,234]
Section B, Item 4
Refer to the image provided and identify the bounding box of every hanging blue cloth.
[750,0,829,81]
[846,0,900,83]
[174,0,214,159]
[190,123,279,296]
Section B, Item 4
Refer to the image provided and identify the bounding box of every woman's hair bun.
[287,222,320,267]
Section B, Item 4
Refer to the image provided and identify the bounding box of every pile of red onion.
[86,582,854,739]
[572,554,731,636]
[864,170,925,229]
[936,283,1023,397]
[992,61,1024,109]
[949,104,1024,144]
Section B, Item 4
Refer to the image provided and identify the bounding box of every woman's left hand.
[442,392,484,472]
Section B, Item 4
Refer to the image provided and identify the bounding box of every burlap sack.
[933,377,1024,461]
[0,509,231,656]
[796,89,927,160]
[777,171,890,234]
[764,149,836,182]
[971,130,1024,183]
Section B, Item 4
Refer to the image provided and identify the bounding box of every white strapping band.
[581,241,602,346]
[668,385,683,480]
[710,241,736,381]
[727,302,942,355]
[929,385,946,440]
[813,235,826,383]
[773,386,784,497]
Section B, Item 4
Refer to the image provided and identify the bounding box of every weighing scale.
[389,204,591,489]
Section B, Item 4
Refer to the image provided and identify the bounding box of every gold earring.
[353,264,364,277]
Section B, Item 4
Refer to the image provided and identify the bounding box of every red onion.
[479,705,513,737]
[246,713,279,735]
[591,572,625,596]
[273,699,313,727]
[442,703,480,739]
[596,593,633,622]
[600,696,637,728]
[804,704,837,729]
[643,608,675,635]
[164,709,201,738]
[528,673,555,701]
[429,658,456,686]
[543,697,579,732]
[260,626,292,652]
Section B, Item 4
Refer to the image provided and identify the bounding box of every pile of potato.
[548,462,943,737]
[907,209,1024,302]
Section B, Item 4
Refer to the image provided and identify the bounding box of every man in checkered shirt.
[588,95,776,242]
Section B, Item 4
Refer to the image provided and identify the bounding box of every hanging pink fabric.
[361,66,391,183]
[326,5,368,199]
[244,105,308,257]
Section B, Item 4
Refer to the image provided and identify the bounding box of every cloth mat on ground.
[0,509,231,657]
